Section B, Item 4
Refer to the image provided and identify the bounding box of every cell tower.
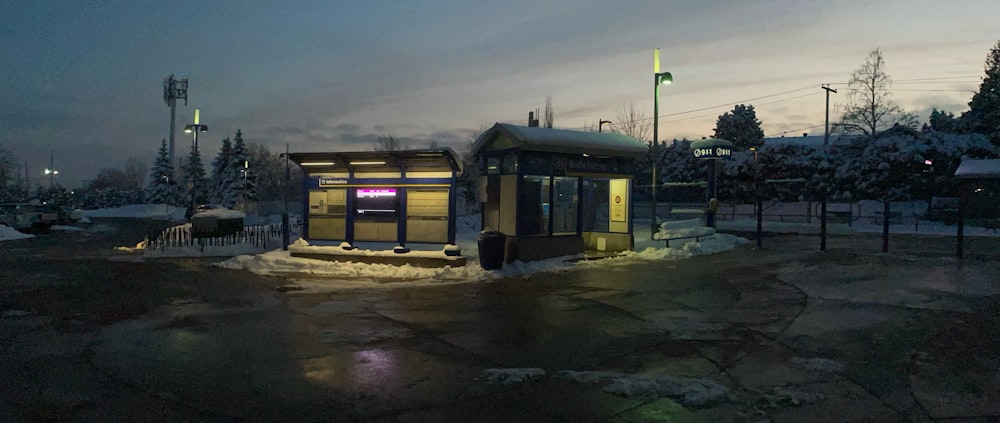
[163,75,189,163]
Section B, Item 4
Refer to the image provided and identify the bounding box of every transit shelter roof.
[287,148,463,176]
[472,123,647,158]
[955,159,1000,179]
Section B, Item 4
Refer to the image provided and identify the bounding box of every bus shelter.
[471,123,646,262]
[955,158,1000,258]
[288,148,463,249]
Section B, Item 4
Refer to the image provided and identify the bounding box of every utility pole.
[822,84,837,146]
[163,75,189,166]
[821,84,837,251]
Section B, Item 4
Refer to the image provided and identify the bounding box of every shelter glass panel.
[552,177,578,234]
[518,175,549,236]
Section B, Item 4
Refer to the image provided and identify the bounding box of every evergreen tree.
[179,140,208,207]
[962,40,1000,145]
[0,143,19,202]
[928,108,959,133]
[221,130,252,209]
[713,104,764,149]
[656,139,704,202]
[209,137,232,204]
[145,139,180,205]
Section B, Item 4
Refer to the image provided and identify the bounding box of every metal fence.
[145,224,282,252]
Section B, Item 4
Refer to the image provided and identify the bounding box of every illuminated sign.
[357,188,396,198]
[692,147,732,159]
[319,177,348,186]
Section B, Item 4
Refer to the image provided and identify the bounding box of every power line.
[764,124,826,138]
[661,91,822,124]
[661,85,816,118]
[893,89,977,92]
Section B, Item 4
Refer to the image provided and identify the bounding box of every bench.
[668,207,704,219]
[653,218,716,248]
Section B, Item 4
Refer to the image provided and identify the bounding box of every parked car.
[37,203,82,225]
[0,203,54,233]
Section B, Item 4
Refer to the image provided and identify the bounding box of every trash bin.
[478,230,506,270]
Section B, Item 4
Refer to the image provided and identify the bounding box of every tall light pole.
[164,75,188,166]
[652,48,673,239]
[598,119,612,133]
[183,109,208,216]
[43,149,58,187]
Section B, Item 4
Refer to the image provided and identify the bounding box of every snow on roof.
[472,123,647,158]
[955,159,1000,179]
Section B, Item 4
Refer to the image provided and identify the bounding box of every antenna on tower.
[163,75,189,165]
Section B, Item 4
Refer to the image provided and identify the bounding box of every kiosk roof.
[955,159,1000,179]
[287,148,463,175]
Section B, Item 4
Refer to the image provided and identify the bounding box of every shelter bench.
[653,218,716,248]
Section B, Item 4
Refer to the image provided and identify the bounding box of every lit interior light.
[350,161,385,165]
[301,162,335,166]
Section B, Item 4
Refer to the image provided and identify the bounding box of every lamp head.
[184,124,209,134]
[656,72,673,85]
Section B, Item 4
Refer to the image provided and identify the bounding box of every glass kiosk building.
[288,148,463,248]
[471,123,647,262]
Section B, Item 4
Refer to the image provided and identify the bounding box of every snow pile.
[215,231,749,284]
[558,370,727,407]
[192,208,245,220]
[0,225,34,241]
[653,218,716,241]
[482,368,546,385]
[790,357,845,373]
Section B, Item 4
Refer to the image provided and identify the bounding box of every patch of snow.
[192,208,245,220]
[51,225,84,232]
[558,370,727,406]
[790,357,845,373]
[2,310,34,318]
[0,224,34,241]
[482,368,545,385]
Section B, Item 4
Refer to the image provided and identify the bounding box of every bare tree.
[123,156,147,190]
[840,48,908,136]
[614,102,651,142]
[544,96,554,128]
[374,133,403,151]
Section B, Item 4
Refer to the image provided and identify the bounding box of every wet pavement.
[1,222,999,422]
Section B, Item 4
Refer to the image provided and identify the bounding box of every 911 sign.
[692,147,732,159]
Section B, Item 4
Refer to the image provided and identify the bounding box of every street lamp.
[183,109,208,216]
[598,119,612,133]
[43,168,59,187]
[44,149,58,187]
[240,160,249,210]
[651,48,673,239]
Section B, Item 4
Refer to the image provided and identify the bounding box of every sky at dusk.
[1,0,998,188]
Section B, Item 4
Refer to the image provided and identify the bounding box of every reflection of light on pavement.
[351,349,398,387]
[168,329,203,353]
[300,349,399,389]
